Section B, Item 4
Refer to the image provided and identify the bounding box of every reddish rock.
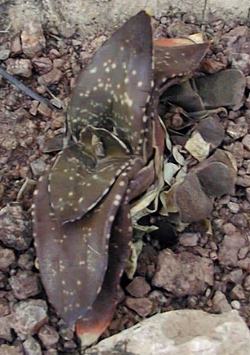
[32,57,53,75]
[38,68,63,86]
[38,324,59,348]
[9,271,40,300]
[212,291,231,313]
[126,277,151,298]
[218,232,248,267]
[21,22,46,58]
[6,58,32,78]
[152,249,214,297]
[125,297,153,317]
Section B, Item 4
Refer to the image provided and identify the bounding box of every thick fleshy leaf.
[76,203,132,349]
[195,69,246,108]
[67,11,153,155]
[33,172,129,325]
[49,144,129,223]
[153,38,209,84]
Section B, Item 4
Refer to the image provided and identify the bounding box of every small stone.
[23,336,42,355]
[218,233,247,267]
[231,300,241,310]
[227,120,248,140]
[50,111,65,129]
[167,20,199,37]
[38,68,63,86]
[21,22,46,58]
[228,202,240,213]
[200,58,226,74]
[236,175,250,187]
[9,271,40,300]
[37,102,52,117]
[125,297,153,317]
[238,246,249,260]
[222,223,236,235]
[30,158,47,177]
[243,275,250,291]
[126,277,151,298]
[0,48,10,60]
[0,316,13,341]
[38,324,59,348]
[212,291,231,312]
[0,205,32,251]
[196,116,225,148]
[246,188,250,202]
[152,249,214,297]
[0,344,23,355]
[242,134,250,151]
[11,299,48,336]
[32,57,53,75]
[231,285,245,300]
[227,269,243,284]
[18,252,34,270]
[0,298,10,316]
[231,213,248,228]
[0,246,15,270]
[11,35,22,55]
[179,232,200,246]
[6,58,32,78]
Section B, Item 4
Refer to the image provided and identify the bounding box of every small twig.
[201,0,208,25]
[0,65,60,109]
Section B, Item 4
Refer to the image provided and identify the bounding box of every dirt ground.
[0,9,249,355]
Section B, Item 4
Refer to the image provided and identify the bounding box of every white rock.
[86,310,250,355]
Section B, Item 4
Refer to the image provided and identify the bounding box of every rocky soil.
[0,8,249,355]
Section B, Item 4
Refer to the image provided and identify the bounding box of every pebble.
[38,68,63,86]
[0,344,23,355]
[152,249,214,297]
[218,233,247,267]
[6,58,32,78]
[212,290,231,313]
[32,57,53,75]
[0,246,16,270]
[21,22,46,58]
[23,336,42,355]
[231,284,246,300]
[222,223,236,235]
[11,35,22,55]
[37,102,52,117]
[231,300,241,310]
[125,297,153,317]
[227,269,243,284]
[243,275,250,291]
[30,158,47,177]
[0,316,13,341]
[0,48,10,60]
[38,324,60,348]
[9,270,40,300]
[126,277,151,298]
[0,205,32,251]
[226,120,248,140]
[242,134,250,151]
[11,299,48,337]
[236,175,250,187]
[179,232,200,247]
[0,298,10,316]
[227,201,240,213]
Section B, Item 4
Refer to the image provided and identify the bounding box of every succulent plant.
[33,10,212,349]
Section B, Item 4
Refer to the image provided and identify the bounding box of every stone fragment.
[11,299,48,336]
[37,102,52,117]
[218,233,248,267]
[237,176,250,187]
[30,159,47,177]
[227,120,248,140]
[0,48,10,60]
[0,316,13,341]
[242,134,250,151]
[86,310,250,355]
[0,344,23,355]
[11,34,22,55]
[167,20,199,37]
[0,298,10,316]
[126,277,151,298]
[23,336,42,355]
[152,249,214,297]
[175,173,213,223]
[38,68,63,86]
[0,205,32,251]
[243,275,250,291]
[9,271,40,300]
[6,58,32,78]
[125,297,153,317]
[179,232,200,246]
[231,285,246,300]
[18,251,34,270]
[38,324,59,348]
[212,291,231,312]
[32,57,53,74]
[21,22,46,58]
[0,246,16,270]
